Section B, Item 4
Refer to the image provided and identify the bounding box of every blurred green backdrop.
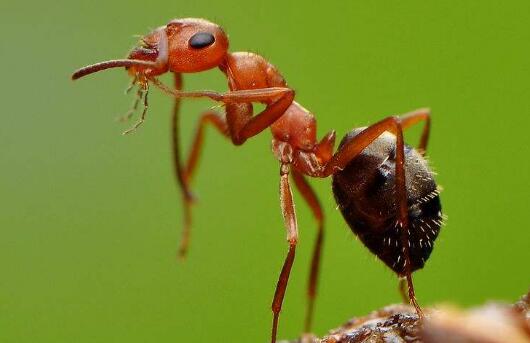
[1,1,529,342]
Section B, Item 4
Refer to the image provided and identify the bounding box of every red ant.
[72,17,443,343]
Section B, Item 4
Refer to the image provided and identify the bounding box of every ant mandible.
[72,17,443,343]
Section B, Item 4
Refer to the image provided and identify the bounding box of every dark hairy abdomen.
[332,129,443,275]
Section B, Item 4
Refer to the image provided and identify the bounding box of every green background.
[1,1,529,342]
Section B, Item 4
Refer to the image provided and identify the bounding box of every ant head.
[71,18,228,81]
[163,18,229,73]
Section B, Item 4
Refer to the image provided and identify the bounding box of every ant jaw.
[71,59,158,80]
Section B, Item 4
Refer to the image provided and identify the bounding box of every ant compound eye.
[189,32,215,49]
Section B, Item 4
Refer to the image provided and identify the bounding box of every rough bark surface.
[282,289,530,343]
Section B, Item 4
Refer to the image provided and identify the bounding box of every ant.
[72,17,443,343]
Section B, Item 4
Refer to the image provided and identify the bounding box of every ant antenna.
[71,59,157,80]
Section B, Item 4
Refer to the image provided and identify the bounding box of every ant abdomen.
[332,128,443,275]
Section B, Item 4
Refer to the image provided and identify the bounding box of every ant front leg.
[150,78,294,145]
[322,116,424,317]
[271,163,298,343]
[170,73,196,259]
[177,87,294,145]
[223,87,294,145]
[291,171,324,333]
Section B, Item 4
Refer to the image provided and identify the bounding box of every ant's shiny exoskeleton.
[72,17,443,343]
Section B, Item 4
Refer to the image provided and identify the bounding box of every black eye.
[189,32,215,49]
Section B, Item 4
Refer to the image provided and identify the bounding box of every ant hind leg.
[399,108,431,155]
[398,277,410,304]
[323,116,424,317]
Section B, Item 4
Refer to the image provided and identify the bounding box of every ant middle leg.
[291,170,324,333]
[184,111,229,181]
[176,110,229,259]
[160,81,293,257]
[322,115,423,317]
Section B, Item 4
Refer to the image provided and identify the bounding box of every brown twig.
[282,289,530,343]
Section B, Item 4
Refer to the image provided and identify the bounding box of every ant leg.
[400,108,431,154]
[184,111,228,181]
[169,76,229,259]
[212,88,294,145]
[271,163,298,343]
[168,73,196,259]
[399,109,432,308]
[398,277,410,304]
[231,90,294,144]
[122,82,150,135]
[117,87,143,122]
[150,78,294,145]
[291,171,324,333]
[176,111,228,259]
[221,89,293,146]
[322,116,424,317]
[175,86,295,145]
